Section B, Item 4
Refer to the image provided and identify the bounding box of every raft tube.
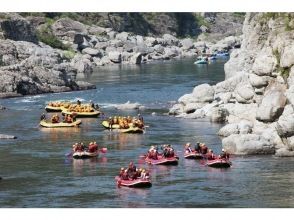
[45,106,63,112]
[145,155,179,165]
[40,120,82,128]
[115,176,152,188]
[101,121,144,134]
[62,109,101,118]
[206,158,232,168]
[184,151,204,159]
[72,150,99,159]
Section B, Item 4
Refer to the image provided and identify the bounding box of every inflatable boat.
[206,158,232,168]
[184,151,204,159]
[115,176,152,188]
[101,121,144,134]
[40,120,82,128]
[145,155,179,165]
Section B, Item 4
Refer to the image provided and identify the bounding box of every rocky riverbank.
[169,13,294,156]
[0,13,243,98]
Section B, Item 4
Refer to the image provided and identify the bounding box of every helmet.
[121,167,124,171]
[222,149,225,152]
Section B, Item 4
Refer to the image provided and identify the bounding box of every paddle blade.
[100,147,107,153]
[65,152,73,157]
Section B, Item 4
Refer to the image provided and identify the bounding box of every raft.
[206,158,232,168]
[145,155,179,165]
[45,106,63,112]
[184,151,204,159]
[101,120,144,134]
[40,120,82,128]
[62,109,101,118]
[72,150,99,159]
[115,176,152,188]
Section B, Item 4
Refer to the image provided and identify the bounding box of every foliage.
[63,49,76,60]
[36,24,69,50]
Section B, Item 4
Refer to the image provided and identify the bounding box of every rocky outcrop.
[170,13,294,156]
[0,39,95,98]
[0,14,38,43]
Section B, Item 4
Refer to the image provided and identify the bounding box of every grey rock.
[169,103,184,115]
[280,43,294,68]
[115,32,129,42]
[210,107,228,122]
[82,48,103,57]
[252,47,277,76]
[94,41,109,50]
[234,83,254,103]
[163,34,179,46]
[179,38,194,50]
[153,45,165,54]
[0,16,38,43]
[218,123,239,137]
[222,134,275,155]
[145,37,158,47]
[108,51,121,63]
[136,35,144,45]
[249,73,269,88]
[256,89,287,122]
[275,104,294,137]
[192,84,215,103]
[52,18,87,38]
[286,85,294,106]
[129,53,142,64]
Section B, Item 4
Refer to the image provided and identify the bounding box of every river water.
[1,58,294,208]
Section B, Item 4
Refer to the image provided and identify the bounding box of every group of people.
[147,144,176,160]
[108,114,144,129]
[72,141,98,153]
[118,162,150,180]
[47,101,70,108]
[40,113,76,124]
[184,142,230,160]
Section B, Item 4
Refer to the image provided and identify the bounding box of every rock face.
[0,14,38,43]
[170,13,294,156]
[0,39,95,98]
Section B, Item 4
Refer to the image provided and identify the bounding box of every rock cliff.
[170,13,294,156]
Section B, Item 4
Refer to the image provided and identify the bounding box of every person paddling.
[219,149,230,159]
[40,113,46,121]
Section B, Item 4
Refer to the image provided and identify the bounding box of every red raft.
[115,177,152,188]
[184,151,204,159]
[145,155,179,165]
[206,158,232,168]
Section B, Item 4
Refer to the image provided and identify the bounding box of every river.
[1,58,294,208]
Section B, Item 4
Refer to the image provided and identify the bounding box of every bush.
[63,49,76,60]
[36,24,69,50]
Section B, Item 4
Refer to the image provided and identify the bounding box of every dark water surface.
[1,58,294,208]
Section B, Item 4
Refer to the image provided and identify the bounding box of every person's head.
[129,162,134,167]
[121,167,124,171]
[222,149,225,152]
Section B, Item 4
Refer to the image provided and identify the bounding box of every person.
[127,162,137,180]
[51,114,59,123]
[108,117,113,130]
[88,142,98,153]
[77,100,81,105]
[195,142,201,153]
[140,169,146,179]
[90,100,94,108]
[122,170,129,180]
[185,143,193,153]
[219,149,230,159]
[72,143,78,152]
[138,114,144,123]
[119,168,125,178]
[206,149,215,160]
[40,113,46,121]
[200,143,208,154]
[95,104,100,110]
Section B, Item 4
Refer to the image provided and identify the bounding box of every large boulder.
[249,73,269,88]
[162,34,179,46]
[256,89,287,122]
[275,104,294,137]
[280,43,294,68]
[0,15,38,43]
[52,18,87,39]
[218,123,239,137]
[252,47,277,76]
[108,51,122,63]
[163,46,181,58]
[222,134,275,155]
[129,53,142,64]
[81,48,103,57]
[180,38,194,50]
[73,34,92,50]
[115,32,129,42]
[286,85,294,106]
[214,72,249,94]
[145,37,158,47]
[192,84,215,103]
[234,83,255,103]
[210,107,228,122]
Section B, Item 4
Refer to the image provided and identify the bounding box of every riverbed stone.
[192,84,215,103]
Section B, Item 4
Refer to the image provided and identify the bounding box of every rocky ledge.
[169,13,294,156]
[0,14,96,98]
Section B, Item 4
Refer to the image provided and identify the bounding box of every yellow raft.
[45,105,64,112]
[101,120,144,134]
[61,108,101,118]
[40,120,82,128]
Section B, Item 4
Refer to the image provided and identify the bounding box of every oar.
[65,151,73,157]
